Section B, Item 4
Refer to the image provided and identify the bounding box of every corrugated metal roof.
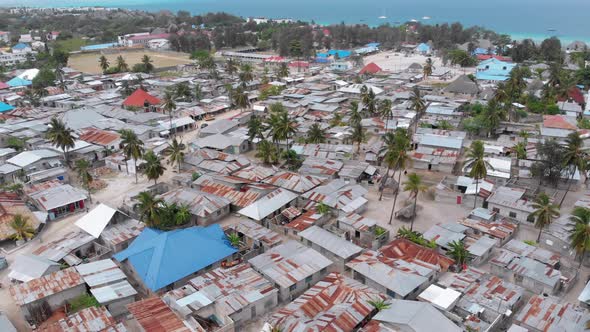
[269,272,386,332]
[38,306,122,332]
[160,188,231,218]
[10,267,83,305]
[262,170,324,193]
[75,259,126,288]
[127,297,190,332]
[238,189,298,221]
[164,263,277,318]
[249,241,332,288]
[227,219,282,248]
[516,295,589,331]
[33,231,95,262]
[380,238,454,272]
[299,226,362,259]
[91,280,137,304]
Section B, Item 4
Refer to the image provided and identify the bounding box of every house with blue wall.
[475,58,516,81]
[416,43,431,54]
[113,225,237,293]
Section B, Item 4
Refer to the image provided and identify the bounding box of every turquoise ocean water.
[2,0,590,43]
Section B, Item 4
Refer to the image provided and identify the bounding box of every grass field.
[68,50,192,74]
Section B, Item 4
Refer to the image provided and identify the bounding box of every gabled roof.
[122,88,161,107]
[359,62,382,75]
[113,225,237,291]
[6,77,31,87]
[373,300,462,332]
[0,102,13,113]
[127,297,190,332]
[74,203,118,238]
[238,188,298,221]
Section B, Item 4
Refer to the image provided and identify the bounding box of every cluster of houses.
[0,27,589,331]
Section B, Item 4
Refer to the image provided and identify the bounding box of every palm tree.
[403,173,428,231]
[350,123,366,159]
[175,204,191,226]
[531,192,560,242]
[247,115,265,141]
[46,117,75,166]
[378,99,393,132]
[233,87,250,110]
[173,82,192,101]
[281,149,301,171]
[361,87,377,115]
[561,132,586,206]
[166,138,185,173]
[484,100,506,137]
[349,101,362,127]
[161,91,177,137]
[569,207,590,267]
[116,55,129,72]
[120,129,144,183]
[306,123,326,144]
[464,140,492,209]
[10,214,35,241]
[239,63,254,88]
[225,58,238,77]
[316,201,330,215]
[276,62,290,78]
[141,54,154,72]
[137,191,163,227]
[423,57,434,79]
[75,159,93,203]
[367,299,390,312]
[255,140,278,165]
[271,108,297,149]
[448,240,469,271]
[99,55,110,74]
[410,86,426,132]
[143,150,165,184]
[226,232,241,248]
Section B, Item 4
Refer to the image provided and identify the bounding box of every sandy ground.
[363,51,475,83]
[68,50,192,74]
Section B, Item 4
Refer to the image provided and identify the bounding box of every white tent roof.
[75,203,117,238]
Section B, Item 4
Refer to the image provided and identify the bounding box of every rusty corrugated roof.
[127,297,190,332]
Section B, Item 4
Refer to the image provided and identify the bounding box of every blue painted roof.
[6,77,31,87]
[113,225,237,291]
[12,43,29,50]
[476,58,516,81]
[416,43,431,52]
[317,49,351,58]
[366,42,380,48]
[0,102,13,113]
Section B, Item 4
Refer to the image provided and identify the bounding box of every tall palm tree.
[349,101,362,127]
[378,99,393,132]
[247,115,265,141]
[531,192,560,242]
[173,82,192,101]
[46,117,75,166]
[276,62,290,78]
[269,107,297,149]
[141,54,154,72]
[403,173,428,231]
[120,129,144,183]
[484,100,506,137]
[448,240,469,271]
[175,204,191,226]
[464,140,492,208]
[255,140,278,164]
[161,91,177,137]
[166,138,185,173]
[75,159,93,203]
[361,87,377,115]
[143,150,165,184]
[225,58,238,77]
[233,86,250,110]
[351,123,366,159]
[10,214,35,241]
[561,132,586,206]
[306,123,326,144]
[116,55,129,72]
[99,55,110,74]
[410,86,426,133]
[423,57,434,79]
[137,191,163,227]
[239,63,254,88]
[569,206,590,267]
[281,149,301,170]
